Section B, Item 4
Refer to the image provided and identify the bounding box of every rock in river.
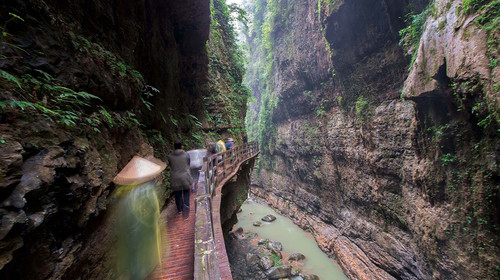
[267,240,283,251]
[288,253,306,261]
[253,221,263,227]
[261,214,276,222]
[301,274,320,280]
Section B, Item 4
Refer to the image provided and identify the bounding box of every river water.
[235,199,348,280]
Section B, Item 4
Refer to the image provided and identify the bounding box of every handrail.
[203,142,259,197]
[194,142,259,280]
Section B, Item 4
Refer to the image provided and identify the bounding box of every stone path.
[150,189,196,280]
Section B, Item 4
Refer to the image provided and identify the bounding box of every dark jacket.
[167,150,193,191]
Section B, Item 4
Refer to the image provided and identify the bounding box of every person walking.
[216,138,226,163]
[225,138,234,157]
[167,141,193,215]
[113,156,166,280]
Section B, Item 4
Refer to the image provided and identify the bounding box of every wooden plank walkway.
[149,143,258,280]
[149,189,196,280]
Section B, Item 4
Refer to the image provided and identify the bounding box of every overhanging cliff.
[0,0,249,278]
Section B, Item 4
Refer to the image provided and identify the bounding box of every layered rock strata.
[248,0,499,279]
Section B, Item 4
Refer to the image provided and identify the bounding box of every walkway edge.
[193,145,259,280]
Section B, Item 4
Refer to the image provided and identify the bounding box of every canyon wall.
[247,0,499,279]
[0,0,248,278]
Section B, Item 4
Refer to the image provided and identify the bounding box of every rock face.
[0,0,247,279]
[247,0,499,279]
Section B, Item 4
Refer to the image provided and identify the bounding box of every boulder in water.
[253,221,263,227]
[266,264,292,278]
[261,214,276,222]
[301,274,320,280]
[267,240,283,251]
[258,238,269,245]
[288,253,306,261]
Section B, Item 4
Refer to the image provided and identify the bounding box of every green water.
[235,199,348,280]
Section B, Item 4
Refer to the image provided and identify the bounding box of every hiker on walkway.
[216,138,226,162]
[216,138,226,153]
[225,138,234,157]
[167,142,193,214]
[208,141,218,166]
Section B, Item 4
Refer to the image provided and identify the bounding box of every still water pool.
[235,199,348,280]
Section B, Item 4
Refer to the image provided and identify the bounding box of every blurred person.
[167,141,193,215]
[113,156,165,280]
[216,138,226,162]
[225,138,234,157]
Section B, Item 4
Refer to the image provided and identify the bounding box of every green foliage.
[140,85,159,111]
[441,153,457,166]
[1,12,27,60]
[270,252,281,265]
[470,0,500,72]
[0,68,140,132]
[354,95,371,124]
[69,32,146,90]
[244,0,293,155]
[355,96,368,117]
[451,80,500,133]
[459,0,490,15]
[316,107,326,117]
[399,3,433,71]
[206,0,250,139]
[0,69,22,88]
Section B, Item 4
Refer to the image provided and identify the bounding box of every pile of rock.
[228,221,319,280]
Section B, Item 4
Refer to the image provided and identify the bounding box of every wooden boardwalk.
[149,143,259,280]
[149,189,196,280]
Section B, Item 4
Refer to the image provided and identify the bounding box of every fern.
[170,115,179,127]
[0,69,22,88]
[99,106,114,127]
[0,100,34,110]
[8,13,24,22]
[34,69,57,82]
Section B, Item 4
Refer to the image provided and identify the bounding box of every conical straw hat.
[113,156,166,186]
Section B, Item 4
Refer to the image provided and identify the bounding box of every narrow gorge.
[0,0,498,279]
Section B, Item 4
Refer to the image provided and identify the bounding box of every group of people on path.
[169,137,236,215]
[111,136,239,279]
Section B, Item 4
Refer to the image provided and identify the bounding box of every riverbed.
[234,199,348,280]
